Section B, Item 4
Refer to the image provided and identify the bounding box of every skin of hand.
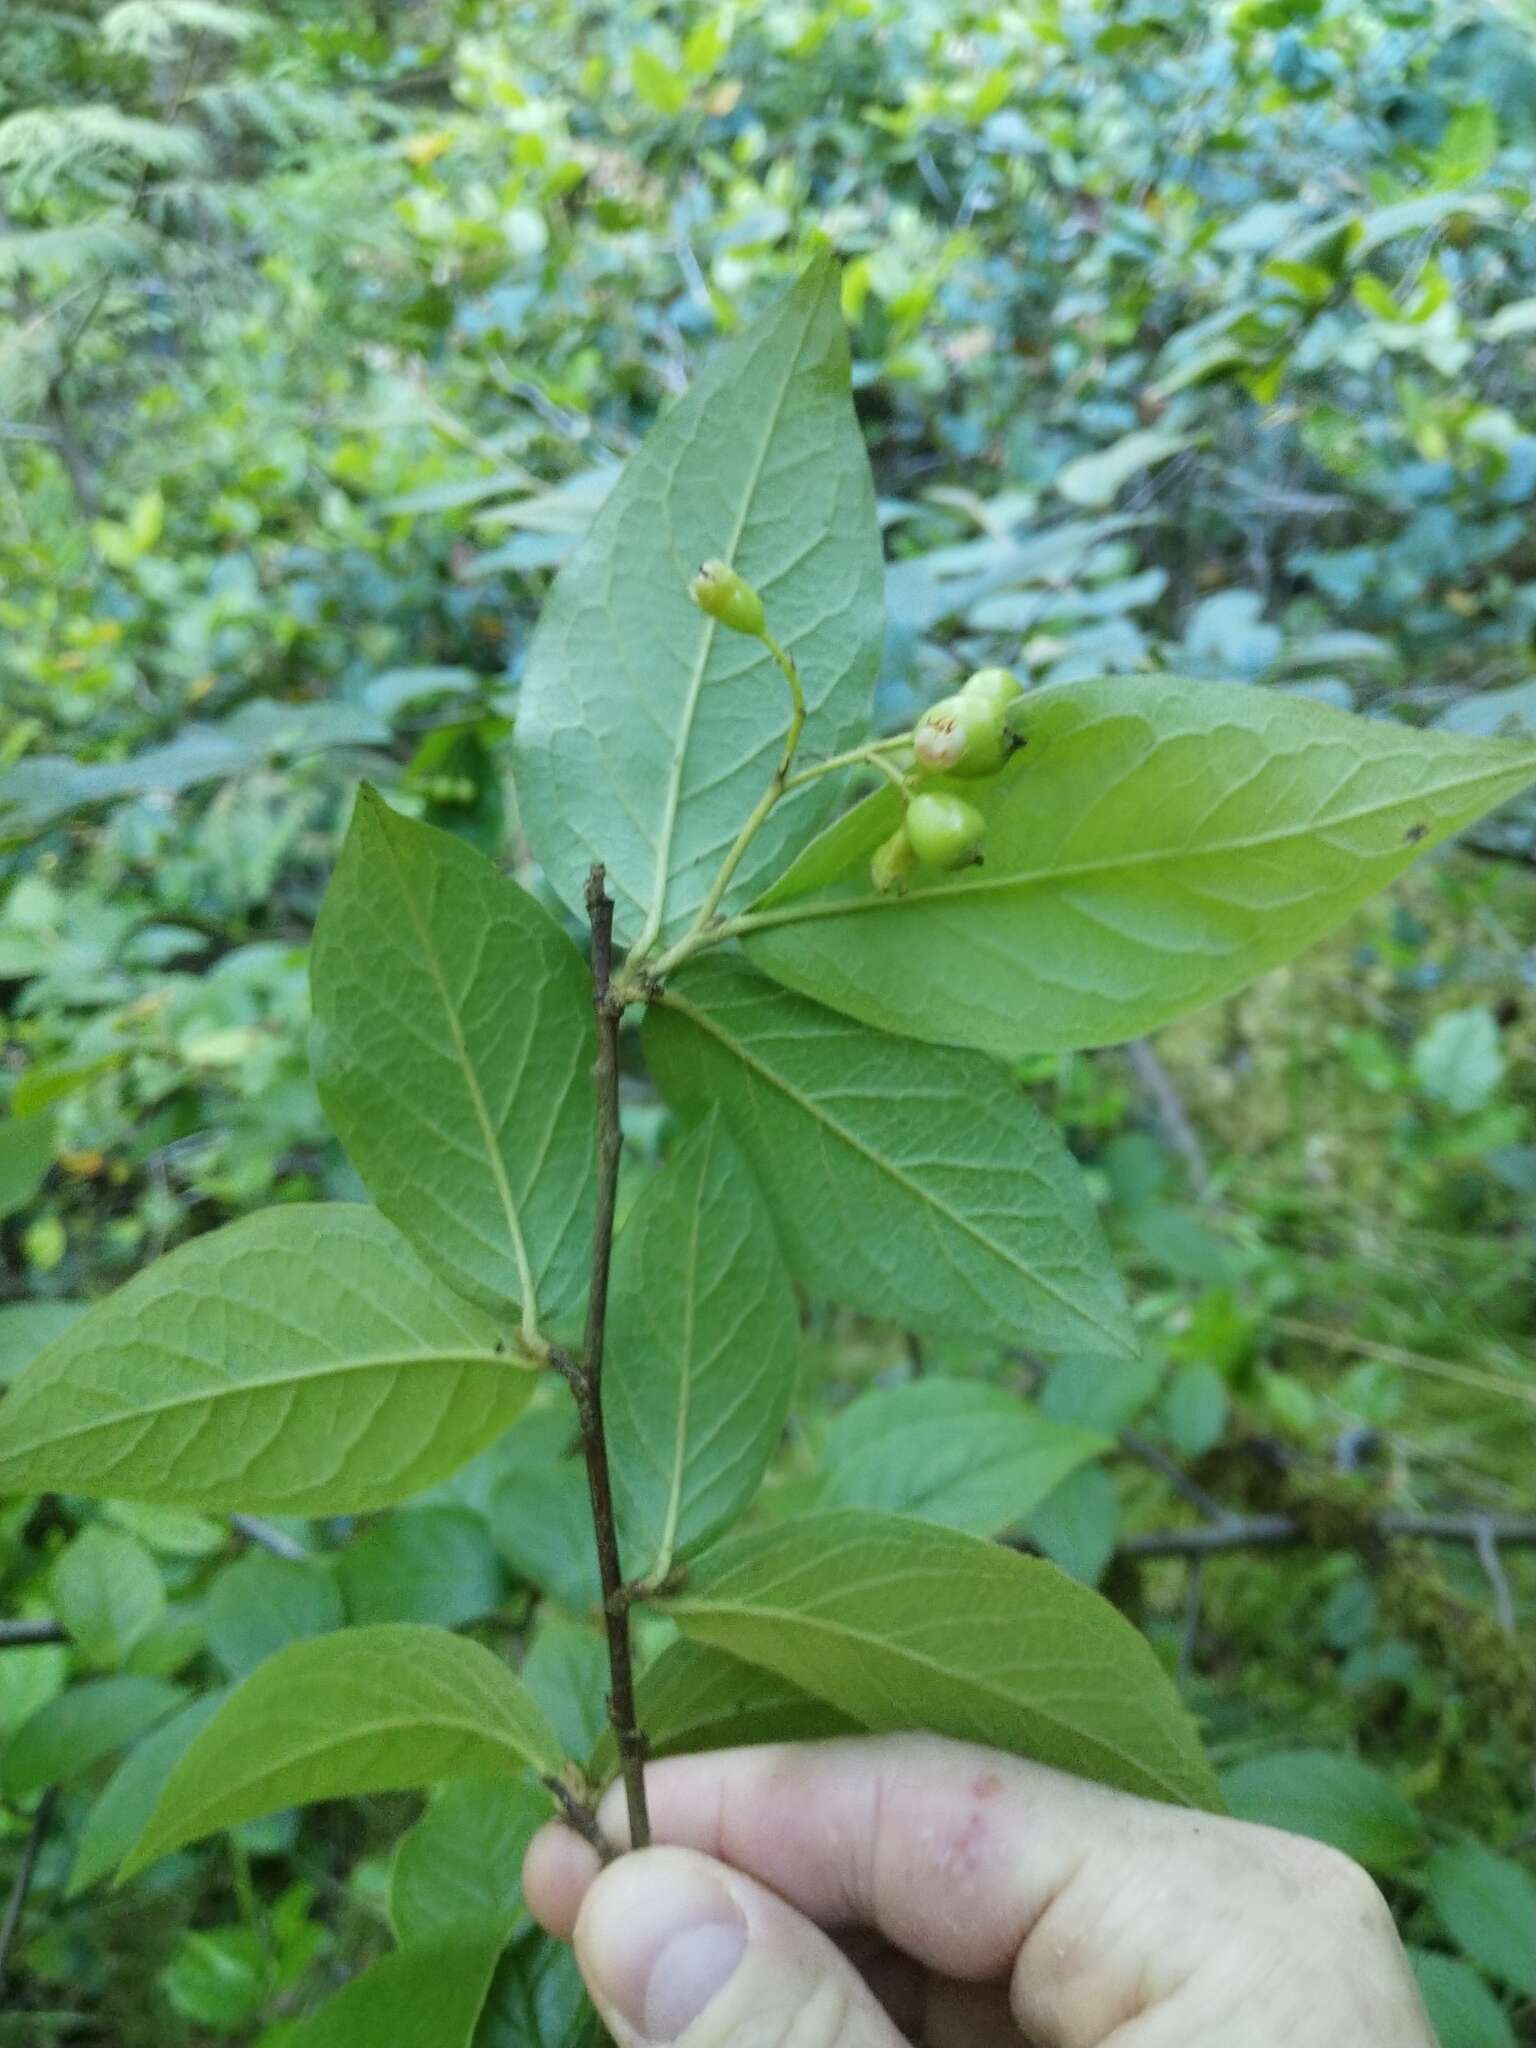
[522,1733,1439,2048]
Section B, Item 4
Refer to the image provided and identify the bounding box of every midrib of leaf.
[650,1171,706,1582]
[10,1345,507,1457]
[657,991,1127,1351]
[738,754,1534,935]
[378,824,540,1327]
[672,1590,1195,1806]
[630,314,814,961]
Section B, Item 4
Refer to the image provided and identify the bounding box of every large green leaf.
[123,1625,561,1877]
[0,1109,54,1219]
[663,1509,1218,1809]
[475,1926,608,2048]
[1220,1749,1425,1875]
[69,1693,227,1894]
[1410,1952,1516,2048]
[817,1377,1108,1536]
[1426,1842,1536,1997]
[607,1111,800,1579]
[591,1638,860,1778]
[739,678,1536,1055]
[513,253,884,954]
[2,1675,185,1802]
[311,789,595,1334]
[643,957,1134,1356]
[50,1525,165,1669]
[0,1205,531,1515]
[280,1926,507,2048]
[389,1778,549,1946]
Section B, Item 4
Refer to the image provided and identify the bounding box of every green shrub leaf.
[514,252,883,953]
[3,1675,185,1802]
[389,1778,548,1947]
[123,1625,561,1877]
[592,1638,859,1780]
[277,1924,507,2048]
[1426,1842,1536,1996]
[663,1508,1218,1809]
[0,1205,531,1515]
[311,788,596,1334]
[1220,1749,1425,1874]
[608,1110,800,1578]
[741,677,1536,1055]
[818,1377,1108,1536]
[50,1525,165,1669]
[644,957,1135,1357]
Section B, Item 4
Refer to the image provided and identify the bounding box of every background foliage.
[2,1,1534,2042]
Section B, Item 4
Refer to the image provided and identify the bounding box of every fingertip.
[522,1819,603,1939]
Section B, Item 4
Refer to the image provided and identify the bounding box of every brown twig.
[0,1620,67,1652]
[1124,1038,1213,1197]
[1112,1512,1536,1559]
[541,1776,617,1864]
[0,1787,57,1991]
[554,865,650,1851]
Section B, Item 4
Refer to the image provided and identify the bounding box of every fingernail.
[579,1850,747,2042]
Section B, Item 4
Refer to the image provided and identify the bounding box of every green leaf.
[279,1926,506,2048]
[818,1378,1107,1535]
[1023,1462,1121,1586]
[1426,1842,1536,1996]
[123,1625,562,1876]
[522,1621,609,1763]
[630,45,689,114]
[338,1508,504,1628]
[0,1205,531,1515]
[1412,1007,1505,1115]
[1220,1750,1424,1874]
[488,1399,600,1612]
[663,1508,1218,1808]
[310,789,596,1334]
[1056,430,1197,508]
[1431,103,1500,189]
[50,1525,165,1669]
[644,958,1133,1357]
[2,1674,185,1802]
[513,253,884,953]
[205,1553,344,1680]
[741,678,1536,1056]
[1410,1952,1515,2048]
[70,1693,227,1894]
[161,1926,269,2032]
[0,1302,82,1386]
[474,1925,606,2048]
[608,1112,800,1579]
[594,1637,860,1776]
[390,1778,549,1946]
[0,1109,54,1220]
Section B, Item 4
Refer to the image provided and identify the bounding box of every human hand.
[523,1733,1437,2047]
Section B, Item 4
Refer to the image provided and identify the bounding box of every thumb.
[572,1844,906,2048]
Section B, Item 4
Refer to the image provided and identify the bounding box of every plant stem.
[0,1619,67,1652]
[1107,1511,1536,1558]
[632,632,809,993]
[783,734,913,791]
[0,1788,56,1991]
[559,865,650,1851]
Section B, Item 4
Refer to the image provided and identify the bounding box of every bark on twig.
[553,865,650,1852]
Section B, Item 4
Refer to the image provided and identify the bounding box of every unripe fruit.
[870,823,916,895]
[689,558,765,636]
[913,691,1010,780]
[961,666,1023,720]
[906,790,987,869]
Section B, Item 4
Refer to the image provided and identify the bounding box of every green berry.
[689,558,765,636]
[913,691,1009,780]
[961,666,1023,720]
[906,790,987,869]
[870,823,916,895]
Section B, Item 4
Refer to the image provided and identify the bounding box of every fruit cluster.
[870,667,1024,893]
[686,558,1025,897]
